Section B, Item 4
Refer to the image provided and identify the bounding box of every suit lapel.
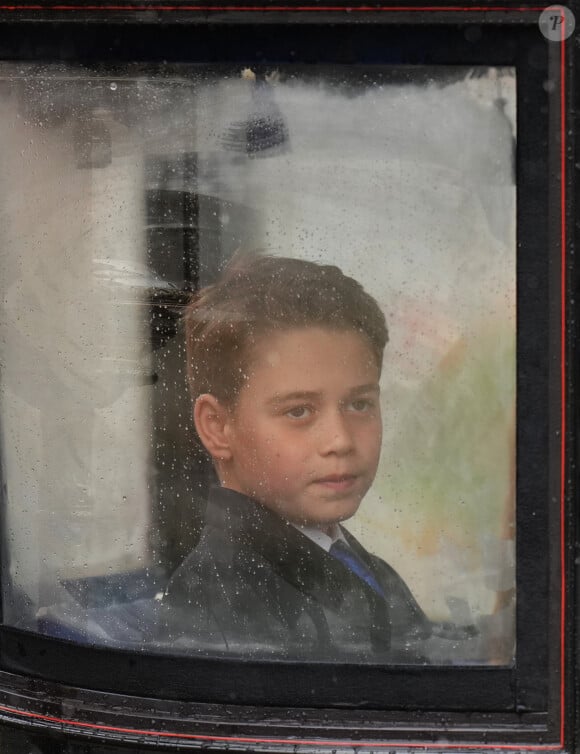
[206,487,386,613]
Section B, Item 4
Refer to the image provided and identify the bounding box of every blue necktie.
[329,540,385,599]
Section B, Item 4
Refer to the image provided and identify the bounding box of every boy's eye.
[285,405,312,419]
[348,398,375,413]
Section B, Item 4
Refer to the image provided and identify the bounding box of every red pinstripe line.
[0,703,565,748]
[559,11,567,749]
[0,4,549,11]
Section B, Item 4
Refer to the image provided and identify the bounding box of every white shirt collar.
[292,522,348,552]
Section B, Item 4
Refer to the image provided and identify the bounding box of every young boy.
[160,254,439,661]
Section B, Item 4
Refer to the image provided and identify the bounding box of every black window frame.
[0,3,576,751]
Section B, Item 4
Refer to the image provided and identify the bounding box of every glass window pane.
[0,64,515,665]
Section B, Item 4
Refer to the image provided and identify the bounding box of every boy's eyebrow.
[267,391,322,405]
[348,383,381,395]
[268,384,380,405]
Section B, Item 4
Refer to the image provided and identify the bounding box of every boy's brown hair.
[183,252,388,407]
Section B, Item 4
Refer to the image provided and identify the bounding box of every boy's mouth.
[313,473,358,491]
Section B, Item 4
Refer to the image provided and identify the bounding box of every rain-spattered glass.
[0,64,515,664]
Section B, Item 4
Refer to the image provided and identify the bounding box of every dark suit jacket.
[158,486,440,662]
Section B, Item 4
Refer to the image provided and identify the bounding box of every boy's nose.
[319,411,354,455]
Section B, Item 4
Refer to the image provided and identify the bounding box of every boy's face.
[219,327,382,528]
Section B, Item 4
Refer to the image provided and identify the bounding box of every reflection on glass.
[0,64,515,664]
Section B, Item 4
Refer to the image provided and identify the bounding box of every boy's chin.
[294,502,363,528]
[250,488,365,528]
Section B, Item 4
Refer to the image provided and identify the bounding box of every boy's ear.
[194,394,233,461]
